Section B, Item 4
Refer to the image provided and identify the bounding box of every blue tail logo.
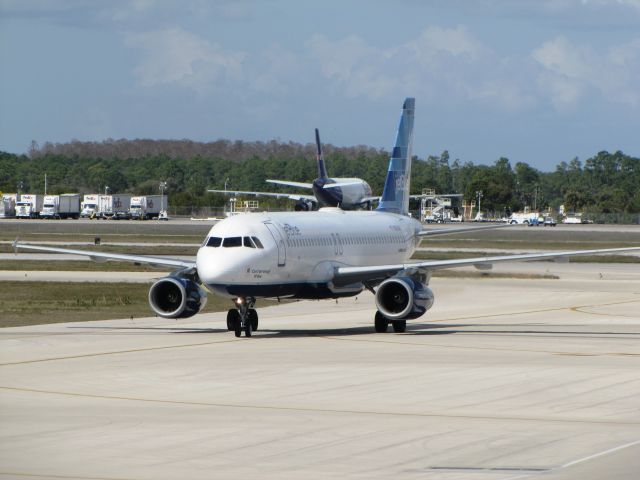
[376,97,415,215]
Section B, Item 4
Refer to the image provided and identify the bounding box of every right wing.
[13,241,196,269]
[208,189,316,204]
[265,180,314,189]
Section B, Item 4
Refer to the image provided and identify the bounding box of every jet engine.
[375,277,434,320]
[294,199,314,211]
[148,277,207,319]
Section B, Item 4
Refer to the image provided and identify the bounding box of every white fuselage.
[196,208,421,299]
[324,177,373,208]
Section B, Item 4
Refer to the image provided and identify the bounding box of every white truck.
[509,212,539,225]
[81,194,100,218]
[16,194,44,219]
[129,195,166,220]
[0,194,17,218]
[97,194,132,219]
[40,194,81,219]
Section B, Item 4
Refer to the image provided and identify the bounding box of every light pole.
[159,181,167,212]
[476,190,483,219]
[224,177,229,191]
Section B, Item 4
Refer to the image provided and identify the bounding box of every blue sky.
[1,0,639,170]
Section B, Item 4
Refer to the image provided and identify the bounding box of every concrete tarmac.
[1,264,639,479]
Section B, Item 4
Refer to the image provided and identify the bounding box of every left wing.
[208,189,316,204]
[334,246,640,285]
[13,241,196,269]
[265,179,314,189]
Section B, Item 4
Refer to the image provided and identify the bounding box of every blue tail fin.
[376,98,415,215]
[315,128,329,180]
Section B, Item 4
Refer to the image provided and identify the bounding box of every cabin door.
[264,222,286,267]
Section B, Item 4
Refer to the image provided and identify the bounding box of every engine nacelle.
[294,200,314,211]
[148,277,207,319]
[375,277,434,320]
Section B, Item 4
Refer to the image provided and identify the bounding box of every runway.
[1,264,639,479]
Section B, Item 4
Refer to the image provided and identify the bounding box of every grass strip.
[0,281,282,328]
[0,260,165,271]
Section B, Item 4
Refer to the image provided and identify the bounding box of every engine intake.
[375,277,434,320]
[148,277,207,319]
[294,200,313,211]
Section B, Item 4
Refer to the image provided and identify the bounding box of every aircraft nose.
[196,247,231,284]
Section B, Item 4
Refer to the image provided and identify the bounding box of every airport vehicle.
[509,212,538,225]
[81,194,100,218]
[543,216,557,227]
[210,129,376,211]
[0,194,17,218]
[40,194,81,219]
[98,194,132,219]
[14,98,640,337]
[130,195,166,220]
[16,194,43,219]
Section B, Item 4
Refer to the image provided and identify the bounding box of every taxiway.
[1,263,639,479]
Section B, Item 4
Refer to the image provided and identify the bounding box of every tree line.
[1,139,639,216]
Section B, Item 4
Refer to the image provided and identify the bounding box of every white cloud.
[121,23,639,115]
[306,27,535,110]
[533,36,640,108]
[124,27,245,93]
[580,0,640,11]
[408,25,486,62]
[305,34,400,100]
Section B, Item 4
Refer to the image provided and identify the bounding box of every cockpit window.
[206,237,222,247]
[223,237,242,247]
[251,236,264,249]
[243,236,256,248]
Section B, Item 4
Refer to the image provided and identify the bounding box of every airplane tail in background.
[376,97,415,216]
[315,128,329,180]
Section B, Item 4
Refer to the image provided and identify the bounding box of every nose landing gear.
[227,297,258,337]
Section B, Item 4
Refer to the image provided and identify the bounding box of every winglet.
[315,128,329,180]
[376,98,415,215]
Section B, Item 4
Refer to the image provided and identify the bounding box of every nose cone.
[197,244,265,286]
[197,246,236,285]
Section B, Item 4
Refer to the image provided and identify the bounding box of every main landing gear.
[374,311,406,333]
[227,297,258,337]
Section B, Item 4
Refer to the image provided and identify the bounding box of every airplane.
[15,98,639,338]
[209,129,377,211]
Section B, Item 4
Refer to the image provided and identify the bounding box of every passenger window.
[251,236,264,249]
[207,237,222,247]
[223,237,242,247]
[243,236,256,248]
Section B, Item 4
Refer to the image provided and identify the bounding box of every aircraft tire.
[374,311,389,333]
[392,320,407,333]
[244,320,252,337]
[248,309,259,331]
[227,309,239,331]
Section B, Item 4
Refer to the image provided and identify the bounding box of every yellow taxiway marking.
[0,338,241,367]
[1,385,638,427]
